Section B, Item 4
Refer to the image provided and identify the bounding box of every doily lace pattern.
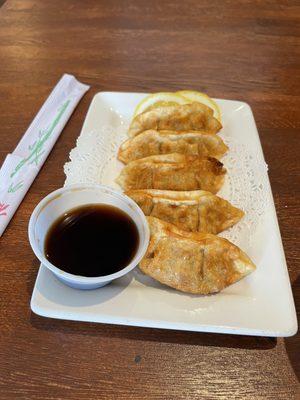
[64,117,269,252]
[218,133,269,249]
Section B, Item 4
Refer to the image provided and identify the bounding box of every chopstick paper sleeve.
[0,74,90,237]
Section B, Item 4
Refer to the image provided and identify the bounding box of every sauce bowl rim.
[28,184,150,284]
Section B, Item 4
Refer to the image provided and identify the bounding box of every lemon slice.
[133,92,188,117]
[177,90,221,122]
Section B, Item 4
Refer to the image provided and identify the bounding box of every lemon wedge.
[177,90,221,122]
[133,92,188,117]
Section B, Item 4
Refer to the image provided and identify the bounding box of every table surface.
[0,0,299,399]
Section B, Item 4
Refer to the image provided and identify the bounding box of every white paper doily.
[217,133,269,249]
[64,118,269,251]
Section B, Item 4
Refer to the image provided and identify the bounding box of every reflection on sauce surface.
[45,204,139,277]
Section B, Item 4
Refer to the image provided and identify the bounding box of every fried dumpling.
[128,102,222,137]
[140,217,256,294]
[116,153,226,193]
[126,189,244,234]
[118,130,228,164]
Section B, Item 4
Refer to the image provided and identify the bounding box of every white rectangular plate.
[31,92,297,337]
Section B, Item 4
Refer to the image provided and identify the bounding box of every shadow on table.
[284,275,299,381]
[28,261,277,351]
[30,314,277,350]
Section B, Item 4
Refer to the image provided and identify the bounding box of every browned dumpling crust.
[126,189,244,234]
[128,102,222,137]
[116,153,226,193]
[140,217,256,295]
[118,130,228,164]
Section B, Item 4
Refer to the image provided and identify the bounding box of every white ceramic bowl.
[28,184,150,289]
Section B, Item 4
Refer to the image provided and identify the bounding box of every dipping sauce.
[45,204,139,277]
